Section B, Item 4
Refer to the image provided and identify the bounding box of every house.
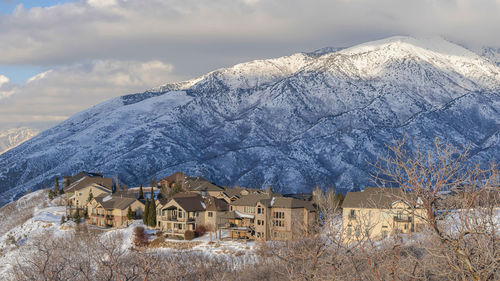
[156,193,206,237]
[64,173,113,210]
[156,192,228,238]
[342,187,426,242]
[87,193,144,228]
[64,176,113,209]
[221,193,317,241]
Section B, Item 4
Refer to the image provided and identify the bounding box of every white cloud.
[0,0,499,130]
[0,59,176,130]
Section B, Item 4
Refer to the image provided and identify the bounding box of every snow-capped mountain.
[0,128,38,155]
[0,36,499,206]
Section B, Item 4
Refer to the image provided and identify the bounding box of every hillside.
[0,36,499,205]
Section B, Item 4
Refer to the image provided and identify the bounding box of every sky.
[0,0,499,131]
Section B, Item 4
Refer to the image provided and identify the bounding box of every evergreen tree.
[150,187,154,201]
[87,188,93,203]
[54,178,60,194]
[148,198,157,227]
[73,209,81,224]
[151,177,157,188]
[143,199,149,225]
[138,185,144,200]
[127,206,133,220]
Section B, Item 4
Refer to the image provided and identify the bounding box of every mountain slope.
[0,36,499,205]
[0,128,39,155]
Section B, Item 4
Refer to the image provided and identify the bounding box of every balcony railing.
[393,216,412,222]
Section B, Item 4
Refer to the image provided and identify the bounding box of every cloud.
[0,0,499,130]
[0,59,176,130]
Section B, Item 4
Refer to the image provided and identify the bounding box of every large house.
[63,172,113,210]
[342,187,426,242]
[156,192,228,238]
[87,193,144,228]
[221,193,317,241]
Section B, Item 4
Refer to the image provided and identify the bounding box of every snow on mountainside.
[0,36,499,206]
[0,127,38,155]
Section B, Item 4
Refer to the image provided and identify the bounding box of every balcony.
[393,216,411,223]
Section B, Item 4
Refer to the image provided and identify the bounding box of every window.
[273,212,284,219]
[178,210,182,218]
[230,206,233,211]
[178,224,183,230]
[257,206,263,214]
[208,212,213,218]
[349,209,356,218]
[346,227,352,237]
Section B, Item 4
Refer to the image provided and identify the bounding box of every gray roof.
[231,193,281,207]
[342,187,407,209]
[64,176,113,193]
[185,177,224,192]
[94,194,143,210]
[259,197,316,211]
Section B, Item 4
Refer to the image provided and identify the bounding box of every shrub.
[184,230,195,241]
[134,226,149,247]
[194,225,207,237]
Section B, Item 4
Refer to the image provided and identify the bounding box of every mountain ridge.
[0,36,498,206]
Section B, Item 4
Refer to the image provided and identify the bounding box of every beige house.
[342,187,426,242]
[63,173,113,209]
[87,194,144,228]
[156,192,228,238]
[221,193,317,241]
[156,193,205,237]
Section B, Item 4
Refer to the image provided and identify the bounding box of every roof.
[170,193,206,212]
[342,187,407,209]
[223,187,264,198]
[159,172,187,185]
[219,211,254,220]
[185,177,224,192]
[64,171,103,185]
[204,196,228,212]
[93,194,143,210]
[64,176,113,193]
[231,193,281,207]
[259,197,316,211]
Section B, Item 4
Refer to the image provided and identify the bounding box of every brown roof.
[231,193,281,207]
[65,176,113,193]
[342,187,407,209]
[159,172,187,185]
[171,193,206,212]
[204,196,228,212]
[185,177,224,192]
[259,197,316,211]
[223,187,263,199]
[94,194,143,210]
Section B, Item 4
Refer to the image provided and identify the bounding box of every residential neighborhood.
[57,170,437,244]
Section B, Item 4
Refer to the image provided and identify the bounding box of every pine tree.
[143,199,149,225]
[150,187,154,201]
[127,206,133,220]
[151,177,157,188]
[87,188,93,203]
[54,178,60,194]
[148,198,157,227]
[138,185,144,200]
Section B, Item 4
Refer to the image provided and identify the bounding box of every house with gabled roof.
[221,192,317,241]
[342,187,426,242]
[87,193,144,228]
[156,192,228,238]
[64,174,113,210]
